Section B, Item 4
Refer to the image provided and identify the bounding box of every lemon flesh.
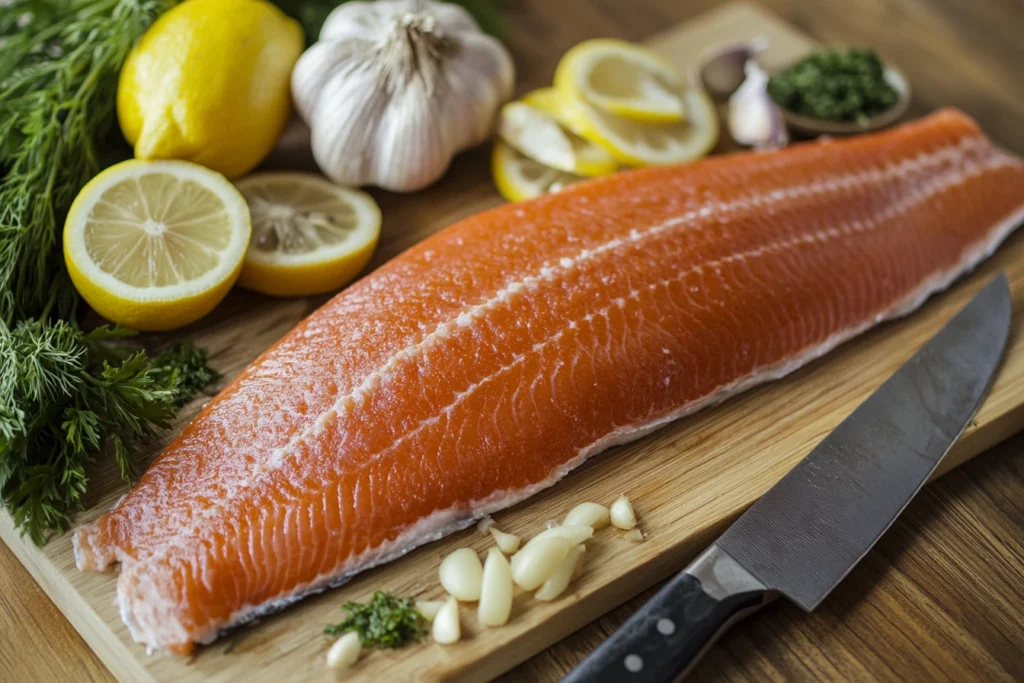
[497,101,617,178]
[64,160,251,331]
[491,141,583,203]
[235,173,381,297]
[554,38,685,123]
[529,86,719,167]
[117,0,303,179]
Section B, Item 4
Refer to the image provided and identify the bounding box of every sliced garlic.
[610,495,637,530]
[535,544,585,601]
[510,536,573,590]
[490,527,521,554]
[564,502,610,529]
[623,528,644,543]
[439,548,483,601]
[326,631,361,670]
[432,596,461,644]
[526,524,594,547]
[478,548,514,626]
[416,599,445,621]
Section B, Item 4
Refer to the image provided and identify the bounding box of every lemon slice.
[234,172,381,297]
[497,101,617,178]
[528,86,719,167]
[63,159,250,331]
[554,38,685,123]
[491,141,583,203]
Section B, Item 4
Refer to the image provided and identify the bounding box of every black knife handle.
[563,545,771,683]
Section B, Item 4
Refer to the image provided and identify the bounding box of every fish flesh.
[74,109,1024,654]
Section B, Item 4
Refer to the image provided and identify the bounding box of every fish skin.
[74,109,1024,654]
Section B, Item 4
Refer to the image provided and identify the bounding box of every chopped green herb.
[767,48,900,125]
[325,591,427,649]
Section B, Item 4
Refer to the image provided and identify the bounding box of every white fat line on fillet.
[109,135,990,575]
[117,145,1005,601]
[145,195,1024,654]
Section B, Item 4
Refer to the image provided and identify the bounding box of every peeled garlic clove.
[416,599,445,622]
[535,545,586,601]
[490,527,521,554]
[564,502,610,529]
[610,495,637,530]
[691,36,769,99]
[326,631,361,670]
[432,596,461,644]
[477,515,495,532]
[728,61,789,149]
[511,536,573,590]
[478,548,514,626]
[623,528,645,542]
[525,524,594,548]
[439,548,483,601]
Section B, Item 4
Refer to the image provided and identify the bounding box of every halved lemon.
[554,38,686,123]
[234,172,381,297]
[64,159,250,331]
[497,101,617,178]
[491,140,583,203]
[528,86,719,167]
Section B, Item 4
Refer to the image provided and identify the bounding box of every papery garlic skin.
[292,0,514,192]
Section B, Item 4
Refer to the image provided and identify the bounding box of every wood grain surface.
[3,1,1024,682]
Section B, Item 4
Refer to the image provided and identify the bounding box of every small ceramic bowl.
[778,63,911,137]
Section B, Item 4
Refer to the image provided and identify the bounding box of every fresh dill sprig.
[0,0,178,325]
[0,321,220,545]
[325,592,427,649]
[0,0,225,545]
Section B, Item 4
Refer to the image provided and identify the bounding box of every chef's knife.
[564,273,1012,683]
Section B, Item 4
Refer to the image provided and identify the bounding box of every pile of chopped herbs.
[325,592,428,649]
[767,48,900,125]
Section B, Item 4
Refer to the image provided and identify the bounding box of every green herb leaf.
[0,0,230,545]
[0,318,219,545]
[325,591,427,649]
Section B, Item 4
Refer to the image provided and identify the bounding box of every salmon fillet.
[74,110,1024,654]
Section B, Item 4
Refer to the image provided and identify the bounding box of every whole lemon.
[118,0,303,179]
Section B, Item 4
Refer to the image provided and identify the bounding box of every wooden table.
[3,1,1024,681]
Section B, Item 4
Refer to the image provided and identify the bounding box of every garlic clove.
[478,548,514,626]
[610,495,637,530]
[691,36,769,99]
[534,544,585,602]
[439,547,484,601]
[727,60,789,149]
[432,596,461,644]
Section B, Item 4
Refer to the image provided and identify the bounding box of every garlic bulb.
[292,0,514,192]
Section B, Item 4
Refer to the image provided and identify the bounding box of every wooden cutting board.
[3,3,1024,682]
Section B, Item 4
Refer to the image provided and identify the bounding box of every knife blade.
[564,273,1012,683]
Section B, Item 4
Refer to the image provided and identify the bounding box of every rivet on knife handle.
[562,545,770,683]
